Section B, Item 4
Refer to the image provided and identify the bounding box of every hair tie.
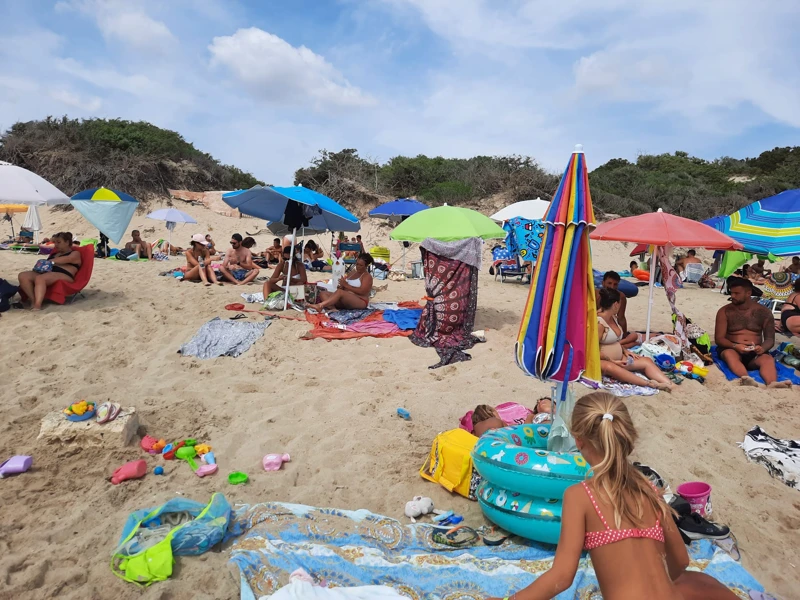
[602,413,614,422]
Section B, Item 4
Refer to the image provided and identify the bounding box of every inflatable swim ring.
[633,268,651,282]
[472,423,590,544]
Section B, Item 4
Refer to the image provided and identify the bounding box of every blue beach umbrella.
[369,198,429,219]
[707,189,800,256]
[70,187,139,244]
[223,185,359,309]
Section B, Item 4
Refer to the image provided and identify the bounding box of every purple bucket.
[676,481,712,516]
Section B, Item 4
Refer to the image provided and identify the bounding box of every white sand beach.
[0,204,798,600]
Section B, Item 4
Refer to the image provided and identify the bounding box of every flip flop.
[230,313,247,320]
[480,527,509,546]
[432,525,478,547]
[106,403,121,423]
[96,402,112,424]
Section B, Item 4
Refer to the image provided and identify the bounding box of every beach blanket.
[382,309,423,330]
[410,248,479,369]
[227,502,763,600]
[579,375,660,397]
[329,309,375,325]
[711,346,800,384]
[303,311,411,341]
[178,317,270,359]
[740,426,800,490]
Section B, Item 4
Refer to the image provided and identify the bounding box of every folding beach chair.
[683,262,704,283]
[338,242,362,271]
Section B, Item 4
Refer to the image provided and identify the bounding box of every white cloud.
[48,89,103,112]
[208,28,376,110]
[55,0,175,54]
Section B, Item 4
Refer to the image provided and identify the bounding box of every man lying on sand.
[714,277,791,388]
[125,230,153,260]
[219,233,260,285]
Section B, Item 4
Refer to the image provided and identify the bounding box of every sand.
[0,204,799,600]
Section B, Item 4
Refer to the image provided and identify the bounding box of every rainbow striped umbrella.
[70,187,139,244]
[516,146,601,384]
[707,189,800,256]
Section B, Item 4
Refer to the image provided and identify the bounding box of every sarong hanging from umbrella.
[515,147,601,383]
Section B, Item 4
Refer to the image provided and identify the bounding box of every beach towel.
[328,309,375,325]
[711,346,800,385]
[302,311,411,341]
[178,317,270,359]
[410,248,479,369]
[740,426,800,490]
[265,579,405,599]
[502,217,545,263]
[227,501,764,600]
[579,375,660,397]
[382,308,423,330]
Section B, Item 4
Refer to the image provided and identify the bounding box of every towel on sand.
[382,308,423,330]
[179,317,270,359]
[711,346,800,384]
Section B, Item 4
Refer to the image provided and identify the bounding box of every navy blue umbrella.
[369,198,429,219]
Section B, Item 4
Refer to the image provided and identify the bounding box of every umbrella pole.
[168,229,172,258]
[284,227,297,311]
[645,249,657,340]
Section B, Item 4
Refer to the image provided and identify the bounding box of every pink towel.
[459,401,534,433]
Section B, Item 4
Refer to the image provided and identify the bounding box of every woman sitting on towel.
[486,392,739,600]
[17,231,81,311]
[308,253,374,311]
[597,288,673,392]
[183,234,220,286]
[263,246,307,297]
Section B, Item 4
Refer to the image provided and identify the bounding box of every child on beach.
[471,398,552,437]
[485,391,738,600]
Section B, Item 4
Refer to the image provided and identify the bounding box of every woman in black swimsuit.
[17,231,82,311]
[780,279,800,337]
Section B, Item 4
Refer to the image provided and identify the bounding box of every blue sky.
[1,0,799,184]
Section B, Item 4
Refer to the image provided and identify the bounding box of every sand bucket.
[676,481,712,516]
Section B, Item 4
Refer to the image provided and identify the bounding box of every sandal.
[432,525,478,547]
[230,313,247,320]
[479,526,509,546]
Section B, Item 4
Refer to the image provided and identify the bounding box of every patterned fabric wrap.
[227,502,764,600]
[420,237,483,269]
[410,248,479,369]
[740,426,800,490]
[656,245,691,354]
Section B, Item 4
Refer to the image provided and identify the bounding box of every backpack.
[420,428,480,499]
[0,278,19,312]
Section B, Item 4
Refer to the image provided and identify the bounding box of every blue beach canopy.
[70,187,139,244]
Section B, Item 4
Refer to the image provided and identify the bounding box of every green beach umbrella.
[719,250,779,278]
[389,205,505,242]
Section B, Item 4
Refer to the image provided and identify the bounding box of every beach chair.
[498,256,529,283]
[683,263,704,283]
[20,244,95,305]
[338,242,362,269]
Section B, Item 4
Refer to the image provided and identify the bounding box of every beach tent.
[70,187,139,244]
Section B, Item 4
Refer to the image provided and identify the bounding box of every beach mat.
[711,346,800,385]
[226,502,763,599]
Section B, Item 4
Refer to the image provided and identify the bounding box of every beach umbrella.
[591,209,741,338]
[0,161,70,205]
[490,198,550,222]
[146,207,197,255]
[516,145,601,388]
[223,185,359,310]
[23,205,42,244]
[718,250,779,279]
[0,204,28,238]
[706,189,800,256]
[390,205,505,243]
[370,198,429,272]
[70,187,139,244]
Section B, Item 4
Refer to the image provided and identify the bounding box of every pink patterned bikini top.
[582,482,665,550]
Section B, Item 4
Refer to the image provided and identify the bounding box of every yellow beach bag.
[420,428,479,499]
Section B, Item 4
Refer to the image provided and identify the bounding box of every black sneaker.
[677,513,730,540]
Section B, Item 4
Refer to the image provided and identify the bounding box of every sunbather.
[124,230,153,260]
[263,246,307,296]
[182,234,220,286]
[595,271,637,348]
[597,288,673,392]
[471,398,552,437]
[307,253,374,311]
[17,231,82,310]
[266,238,283,264]
[219,233,260,285]
[205,234,217,255]
[675,248,701,274]
[785,256,800,275]
[779,279,800,337]
[486,392,740,600]
[303,240,329,271]
[716,277,790,388]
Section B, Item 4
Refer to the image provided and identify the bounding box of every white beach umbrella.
[490,198,550,222]
[146,207,198,255]
[23,205,42,244]
[0,161,70,205]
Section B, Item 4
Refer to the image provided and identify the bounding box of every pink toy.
[195,464,218,477]
[111,459,148,485]
[0,455,32,478]
[677,481,713,516]
[262,453,290,471]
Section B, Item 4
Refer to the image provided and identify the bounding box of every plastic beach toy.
[196,464,218,477]
[262,453,290,472]
[228,471,248,485]
[202,451,216,465]
[111,459,147,485]
[0,455,32,478]
[677,481,713,516]
[176,446,199,470]
[397,408,411,420]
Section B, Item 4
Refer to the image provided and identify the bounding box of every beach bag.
[420,428,478,499]
[111,493,231,587]
[0,278,18,312]
[32,259,53,273]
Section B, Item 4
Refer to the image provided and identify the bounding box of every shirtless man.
[595,271,638,348]
[125,230,152,259]
[675,249,701,273]
[219,233,260,285]
[714,277,790,388]
[786,256,800,275]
